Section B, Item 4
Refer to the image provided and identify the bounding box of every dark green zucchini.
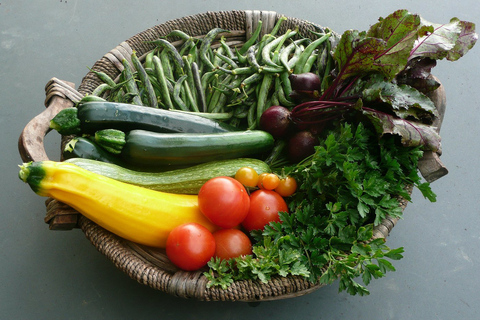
[121,129,274,166]
[62,137,126,166]
[64,157,271,194]
[50,107,81,135]
[77,101,237,134]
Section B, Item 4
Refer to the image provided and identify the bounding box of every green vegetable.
[49,107,81,136]
[94,129,126,154]
[121,129,274,166]
[64,157,271,194]
[205,122,436,295]
[76,101,237,134]
[290,9,477,152]
[62,137,126,166]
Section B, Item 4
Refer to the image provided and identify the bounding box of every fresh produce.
[257,172,281,191]
[56,101,237,134]
[241,189,289,232]
[198,176,250,229]
[274,176,298,197]
[18,161,218,248]
[62,137,127,166]
[20,9,477,297]
[212,229,253,260]
[49,107,81,136]
[94,129,125,154]
[258,105,293,139]
[120,129,274,166]
[166,223,216,271]
[64,157,271,194]
[234,166,260,188]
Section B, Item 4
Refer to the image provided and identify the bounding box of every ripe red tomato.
[198,176,250,228]
[242,189,289,232]
[166,223,216,271]
[213,229,252,260]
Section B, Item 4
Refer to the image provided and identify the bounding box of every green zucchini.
[94,129,126,154]
[62,137,126,166]
[77,101,237,134]
[50,107,81,135]
[121,129,274,166]
[64,157,271,194]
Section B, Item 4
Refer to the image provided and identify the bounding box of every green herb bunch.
[206,121,436,295]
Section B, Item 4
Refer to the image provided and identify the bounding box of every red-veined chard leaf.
[361,74,438,121]
[410,17,478,61]
[362,107,441,152]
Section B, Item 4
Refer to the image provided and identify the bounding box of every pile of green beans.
[85,17,335,130]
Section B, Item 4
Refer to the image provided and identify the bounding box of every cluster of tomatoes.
[165,167,297,271]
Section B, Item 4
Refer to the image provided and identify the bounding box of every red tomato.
[213,229,252,260]
[242,189,289,232]
[166,223,216,271]
[198,176,250,228]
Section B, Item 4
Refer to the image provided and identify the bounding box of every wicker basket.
[18,10,447,301]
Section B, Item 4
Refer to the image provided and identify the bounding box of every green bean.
[183,77,199,112]
[214,50,239,69]
[173,109,233,120]
[173,74,189,111]
[302,53,318,73]
[256,73,274,126]
[239,20,263,55]
[207,74,233,113]
[246,46,261,72]
[279,71,292,98]
[166,29,193,42]
[80,94,107,104]
[247,101,257,129]
[91,83,111,97]
[132,51,158,108]
[182,56,197,102]
[232,103,250,119]
[88,68,117,88]
[275,75,295,107]
[219,36,236,60]
[212,46,224,68]
[121,59,143,106]
[235,47,248,64]
[189,61,207,113]
[149,38,185,76]
[261,29,296,68]
[270,90,280,107]
[199,28,229,71]
[160,49,174,81]
[241,72,263,88]
[152,55,174,110]
[179,37,197,57]
[254,16,287,62]
[293,32,331,74]
[287,40,308,71]
[144,50,155,70]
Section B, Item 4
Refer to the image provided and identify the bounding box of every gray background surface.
[1,1,479,319]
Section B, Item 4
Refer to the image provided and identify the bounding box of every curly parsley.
[205,122,436,295]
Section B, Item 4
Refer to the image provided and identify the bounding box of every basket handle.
[19,78,83,230]
[18,78,82,162]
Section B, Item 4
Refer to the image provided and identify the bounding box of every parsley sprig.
[205,122,436,295]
